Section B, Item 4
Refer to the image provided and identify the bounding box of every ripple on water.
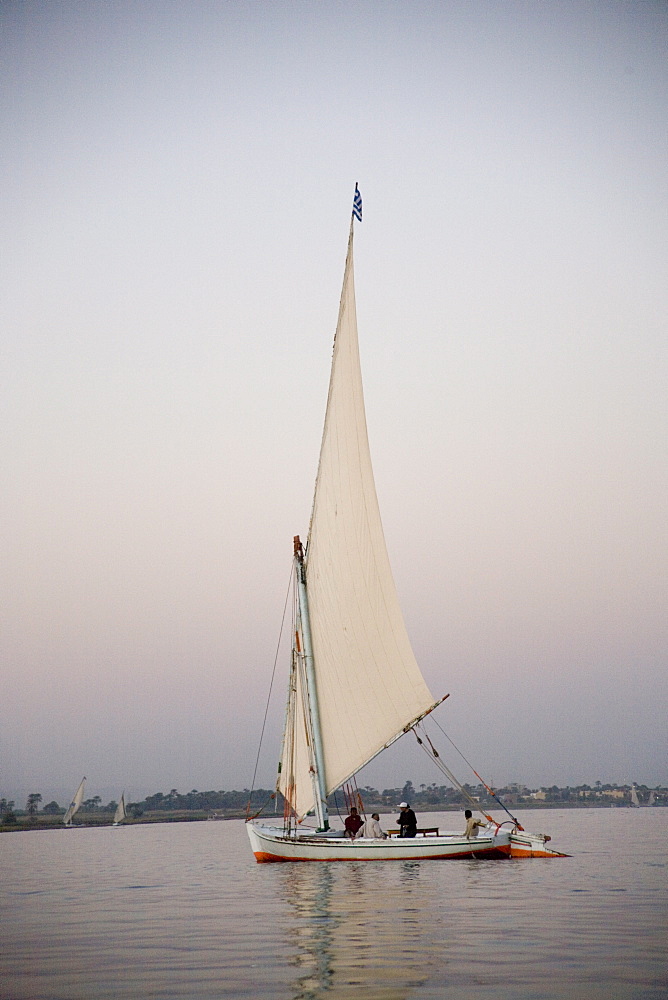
[0,810,667,999]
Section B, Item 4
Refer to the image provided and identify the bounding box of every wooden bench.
[387,827,440,838]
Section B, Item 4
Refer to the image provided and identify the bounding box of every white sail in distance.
[278,225,437,820]
[63,776,86,825]
[113,793,126,825]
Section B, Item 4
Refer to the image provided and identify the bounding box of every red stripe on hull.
[253,845,511,863]
[509,845,569,858]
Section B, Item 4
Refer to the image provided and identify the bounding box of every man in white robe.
[356,812,387,839]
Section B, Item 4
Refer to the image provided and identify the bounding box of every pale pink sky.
[1,1,666,806]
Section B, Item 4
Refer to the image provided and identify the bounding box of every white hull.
[247,822,512,862]
[247,822,568,862]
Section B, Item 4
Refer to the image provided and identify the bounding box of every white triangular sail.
[278,224,437,820]
[113,793,126,825]
[63,776,86,825]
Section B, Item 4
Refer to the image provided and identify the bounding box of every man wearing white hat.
[396,802,417,838]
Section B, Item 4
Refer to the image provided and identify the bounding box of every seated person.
[464,809,488,838]
[344,806,364,839]
[356,812,387,839]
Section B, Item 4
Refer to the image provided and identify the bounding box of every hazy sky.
[2,0,666,807]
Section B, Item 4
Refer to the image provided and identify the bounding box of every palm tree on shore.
[26,793,42,821]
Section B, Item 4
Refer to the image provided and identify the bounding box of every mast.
[287,193,358,831]
[293,536,329,831]
[277,183,438,822]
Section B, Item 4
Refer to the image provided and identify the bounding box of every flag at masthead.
[352,183,362,222]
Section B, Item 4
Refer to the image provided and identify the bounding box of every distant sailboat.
[246,189,567,863]
[63,777,86,827]
[647,790,656,807]
[113,793,126,826]
[630,784,640,807]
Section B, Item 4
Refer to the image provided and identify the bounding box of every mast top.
[352,183,362,223]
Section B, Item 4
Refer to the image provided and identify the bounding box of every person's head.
[350,807,358,815]
[372,813,379,820]
[464,809,472,819]
[399,801,408,810]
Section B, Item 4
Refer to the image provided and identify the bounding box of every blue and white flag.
[353,184,362,221]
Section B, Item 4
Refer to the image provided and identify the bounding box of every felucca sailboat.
[246,187,566,862]
[63,776,86,827]
[113,793,126,826]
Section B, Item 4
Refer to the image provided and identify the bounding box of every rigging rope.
[342,779,366,818]
[411,725,490,818]
[247,791,276,821]
[246,564,294,820]
[413,721,523,831]
[430,717,524,830]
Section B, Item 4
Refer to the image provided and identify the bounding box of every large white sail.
[279,225,436,820]
[63,776,86,825]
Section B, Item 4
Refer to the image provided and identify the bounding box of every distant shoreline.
[2,800,664,833]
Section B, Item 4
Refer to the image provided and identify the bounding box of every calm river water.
[1,808,666,999]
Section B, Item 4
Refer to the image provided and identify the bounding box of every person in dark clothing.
[397,802,417,838]
[344,806,364,839]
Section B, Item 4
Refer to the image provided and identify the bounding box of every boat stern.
[509,830,570,858]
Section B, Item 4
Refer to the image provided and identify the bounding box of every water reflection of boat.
[283,862,435,1000]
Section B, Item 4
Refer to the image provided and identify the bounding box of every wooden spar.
[293,536,329,831]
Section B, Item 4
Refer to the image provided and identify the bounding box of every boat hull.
[247,823,512,862]
[509,831,569,858]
